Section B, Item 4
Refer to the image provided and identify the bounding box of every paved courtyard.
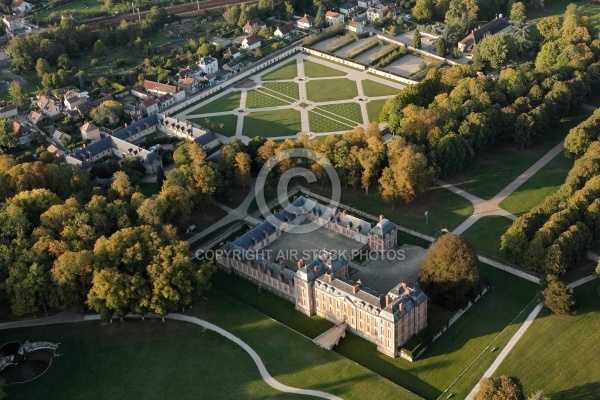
[384,54,425,77]
[263,226,366,268]
[349,244,427,294]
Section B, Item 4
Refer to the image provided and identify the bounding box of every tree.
[235,152,252,188]
[475,375,525,400]
[510,2,527,25]
[418,234,480,310]
[36,58,51,78]
[542,275,575,315]
[379,146,430,207]
[284,1,294,21]
[0,118,19,151]
[473,33,518,70]
[435,37,446,56]
[258,26,271,40]
[90,100,124,127]
[413,28,422,49]
[412,0,434,23]
[537,16,560,40]
[8,81,26,108]
[103,0,113,12]
[57,53,71,69]
[223,5,241,26]
[314,6,325,29]
[109,171,134,201]
[93,39,107,57]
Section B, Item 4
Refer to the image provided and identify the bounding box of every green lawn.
[303,60,347,78]
[495,280,600,399]
[499,152,573,216]
[306,183,473,237]
[446,108,591,200]
[335,263,539,399]
[139,182,160,197]
[308,111,355,133]
[186,204,228,233]
[0,288,421,400]
[361,79,403,97]
[190,115,238,137]
[397,230,432,248]
[306,78,358,102]
[38,0,104,19]
[462,216,514,263]
[366,99,388,123]
[246,82,299,108]
[187,91,241,115]
[242,109,301,138]
[261,61,298,80]
[315,102,363,124]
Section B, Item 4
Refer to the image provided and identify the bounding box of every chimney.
[297,259,305,269]
[385,295,391,307]
[399,303,404,313]
[379,214,384,222]
[328,273,334,282]
[342,209,347,216]
[313,266,318,275]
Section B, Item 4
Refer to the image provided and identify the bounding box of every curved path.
[0,310,341,400]
[167,314,343,400]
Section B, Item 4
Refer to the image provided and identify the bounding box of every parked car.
[149,144,162,152]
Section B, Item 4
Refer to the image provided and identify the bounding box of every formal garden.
[176,53,405,139]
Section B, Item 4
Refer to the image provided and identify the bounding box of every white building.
[346,20,363,34]
[297,14,314,30]
[198,56,218,75]
[325,11,344,26]
[274,22,295,39]
[11,0,32,15]
[339,2,358,14]
[80,122,101,142]
[241,34,262,50]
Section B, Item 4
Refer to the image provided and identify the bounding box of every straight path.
[465,274,597,399]
[440,140,565,235]
[0,311,340,400]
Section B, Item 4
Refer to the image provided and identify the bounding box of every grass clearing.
[446,107,591,200]
[315,102,362,123]
[303,60,347,78]
[499,152,573,216]
[187,91,241,115]
[306,78,358,102]
[261,61,298,80]
[139,182,160,197]
[361,79,403,97]
[527,2,600,31]
[335,263,539,399]
[242,109,301,138]
[366,99,388,123]
[189,115,238,137]
[462,216,514,263]
[308,111,355,133]
[495,280,600,399]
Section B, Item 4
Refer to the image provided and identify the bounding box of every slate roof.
[276,22,295,35]
[369,218,395,239]
[80,122,99,132]
[143,79,179,94]
[459,17,512,48]
[243,34,261,46]
[112,114,159,140]
[193,132,218,146]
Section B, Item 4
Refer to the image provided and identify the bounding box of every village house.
[346,20,364,34]
[297,14,314,30]
[366,4,400,22]
[358,0,379,8]
[198,56,219,75]
[243,18,266,34]
[52,129,71,146]
[458,16,514,54]
[80,121,101,142]
[36,94,62,118]
[217,197,425,358]
[209,36,231,48]
[28,110,43,124]
[11,0,32,15]
[124,103,143,122]
[142,79,186,103]
[12,117,35,146]
[0,104,18,119]
[223,59,243,73]
[339,2,358,14]
[63,90,89,111]
[241,34,262,50]
[2,15,32,38]
[274,22,295,39]
[224,46,242,60]
[325,11,344,26]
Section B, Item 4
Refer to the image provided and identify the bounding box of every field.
[462,216,513,262]
[176,54,405,139]
[495,280,600,398]
[527,2,600,31]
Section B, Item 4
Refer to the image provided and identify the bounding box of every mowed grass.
[527,2,600,30]
[139,182,160,197]
[316,102,363,123]
[462,215,514,263]
[495,280,600,399]
[1,288,421,400]
[303,60,346,78]
[190,115,238,137]
[38,0,104,19]
[308,111,355,133]
[446,107,591,200]
[261,61,298,80]
[335,263,539,399]
[187,91,241,114]
[0,320,307,400]
[242,109,301,138]
[306,78,358,102]
[499,152,573,216]
[246,82,299,108]
[361,79,403,97]
[366,99,388,123]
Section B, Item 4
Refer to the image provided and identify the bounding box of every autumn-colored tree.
[542,275,575,315]
[474,375,525,400]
